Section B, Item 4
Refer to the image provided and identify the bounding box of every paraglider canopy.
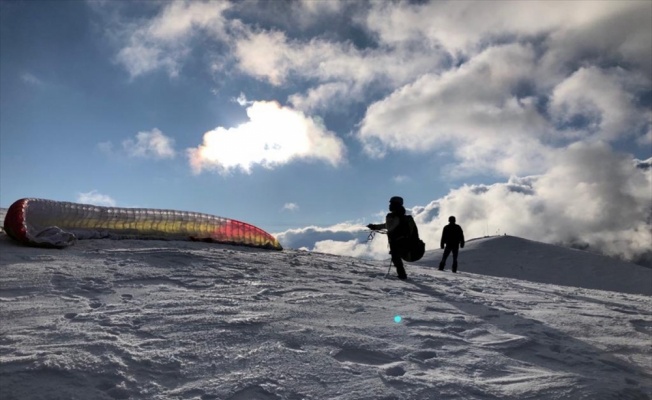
[3,198,282,250]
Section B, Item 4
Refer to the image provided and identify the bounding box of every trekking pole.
[366,229,391,277]
[385,258,393,278]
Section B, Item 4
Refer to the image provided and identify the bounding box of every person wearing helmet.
[367,196,415,280]
[439,216,465,273]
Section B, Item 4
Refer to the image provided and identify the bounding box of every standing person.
[367,196,416,280]
[439,216,465,273]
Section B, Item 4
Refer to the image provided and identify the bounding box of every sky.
[1,0,651,264]
[1,232,651,399]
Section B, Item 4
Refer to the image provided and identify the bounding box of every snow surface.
[1,230,651,399]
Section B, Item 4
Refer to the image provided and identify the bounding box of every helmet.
[389,196,404,206]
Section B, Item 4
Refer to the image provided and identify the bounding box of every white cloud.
[187,100,346,174]
[540,2,652,82]
[230,21,448,109]
[297,0,344,17]
[114,1,230,78]
[233,30,293,86]
[283,203,299,212]
[116,44,181,79]
[550,67,648,141]
[146,1,228,41]
[288,82,352,113]
[234,92,252,107]
[365,1,649,64]
[357,44,552,176]
[77,190,117,207]
[97,141,114,155]
[20,72,43,86]
[123,128,176,159]
[232,29,383,88]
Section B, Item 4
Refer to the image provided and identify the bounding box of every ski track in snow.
[0,233,651,400]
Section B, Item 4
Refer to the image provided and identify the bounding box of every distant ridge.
[412,235,651,296]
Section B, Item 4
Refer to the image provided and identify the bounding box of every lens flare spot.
[394,315,402,323]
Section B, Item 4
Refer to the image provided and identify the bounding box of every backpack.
[399,215,426,262]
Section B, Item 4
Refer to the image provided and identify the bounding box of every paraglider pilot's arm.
[367,223,385,231]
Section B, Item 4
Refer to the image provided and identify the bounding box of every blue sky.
[1,1,651,264]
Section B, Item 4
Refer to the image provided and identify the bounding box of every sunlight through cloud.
[188,100,346,175]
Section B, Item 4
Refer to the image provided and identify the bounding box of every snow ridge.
[415,235,652,296]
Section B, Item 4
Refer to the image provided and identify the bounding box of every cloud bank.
[279,144,652,266]
[106,1,651,173]
[422,144,652,264]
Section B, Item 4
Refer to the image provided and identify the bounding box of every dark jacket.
[440,223,464,249]
[369,205,417,247]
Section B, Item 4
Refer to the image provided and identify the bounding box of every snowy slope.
[414,235,652,296]
[0,232,651,400]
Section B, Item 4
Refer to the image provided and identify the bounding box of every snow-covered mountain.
[0,230,650,399]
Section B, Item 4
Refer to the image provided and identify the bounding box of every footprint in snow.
[382,363,407,377]
[89,298,103,309]
[406,318,445,328]
[630,319,652,336]
[332,348,397,365]
[609,306,640,315]
[227,385,281,400]
[407,350,438,362]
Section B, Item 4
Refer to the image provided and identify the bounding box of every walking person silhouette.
[439,216,464,273]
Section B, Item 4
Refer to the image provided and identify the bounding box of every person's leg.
[389,241,408,279]
[391,252,407,279]
[451,246,459,273]
[439,247,451,270]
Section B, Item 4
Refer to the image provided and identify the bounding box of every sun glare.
[188,101,344,174]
